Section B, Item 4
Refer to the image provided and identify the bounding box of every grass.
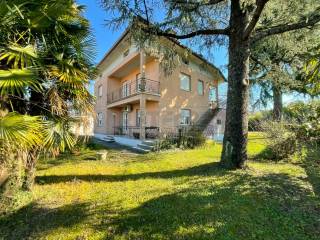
[1,133,319,240]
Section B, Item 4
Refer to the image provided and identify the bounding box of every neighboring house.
[71,114,94,136]
[94,28,226,140]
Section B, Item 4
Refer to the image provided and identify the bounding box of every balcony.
[107,78,160,105]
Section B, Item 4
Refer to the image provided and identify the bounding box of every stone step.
[132,146,151,154]
[141,140,156,147]
[137,143,154,151]
[103,136,115,142]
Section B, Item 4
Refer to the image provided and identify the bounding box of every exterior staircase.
[194,99,227,132]
[103,135,115,143]
[132,140,156,153]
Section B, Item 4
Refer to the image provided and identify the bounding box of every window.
[122,81,130,97]
[217,119,222,125]
[136,73,142,91]
[180,73,191,91]
[122,112,128,130]
[209,86,217,101]
[98,112,103,126]
[136,109,141,127]
[123,49,129,58]
[98,85,103,98]
[180,109,191,125]
[198,80,204,95]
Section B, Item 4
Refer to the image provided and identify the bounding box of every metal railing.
[107,78,160,104]
[113,126,160,139]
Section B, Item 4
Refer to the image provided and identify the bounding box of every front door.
[122,112,128,135]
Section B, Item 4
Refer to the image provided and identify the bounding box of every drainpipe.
[139,50,147,140]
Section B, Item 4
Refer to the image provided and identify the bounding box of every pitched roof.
[97,26,227,82]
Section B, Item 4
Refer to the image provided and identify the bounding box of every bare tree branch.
[142,26,230,39]
[170,0,225,6]
[168,0,226,12]
[252,11,320,43]
[134,16,230,38]
[143,0,150,24]
[243,0,269,40]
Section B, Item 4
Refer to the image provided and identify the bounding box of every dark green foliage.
[260,100,320,160]
[156,126,206,151]
[248,111,272,131]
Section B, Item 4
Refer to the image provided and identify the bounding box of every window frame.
[197,80,204,95]
[98,85,103,98]
[136,109,141,127]
[180,109,191,125]
[180,73,191,92]
[98,112,103,126]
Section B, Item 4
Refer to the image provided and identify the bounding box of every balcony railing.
[107,78,160,104]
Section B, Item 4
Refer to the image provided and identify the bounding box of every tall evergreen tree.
[101,0,320,168]
[250,27,320,121]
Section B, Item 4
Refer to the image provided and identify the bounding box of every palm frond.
[0,111,44,149]
[0,43,38,68]
[43,117,77,156]
[0,68,41,95]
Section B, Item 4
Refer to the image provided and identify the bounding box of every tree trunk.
[272,85,283,121]
[1,151,24,196]
[23,149,39,191]
[220,2,250,169]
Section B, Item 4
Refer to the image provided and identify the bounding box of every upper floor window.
[180,109,191,125]
[98,112,103,126]
[209,86,217,101]
[123,49,129,58]
[98,85,103,98]
[217,119,222,125]
[122,81,130,97]
[180,73,191,91]
[198,80,204,95]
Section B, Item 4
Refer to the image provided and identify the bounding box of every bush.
[261,121,298,160]
[155,126,206,151]
[248,110,272,131]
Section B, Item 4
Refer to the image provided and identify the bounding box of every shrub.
[261,121,298,160]
[155,126,206,151]
[248,110,272,131]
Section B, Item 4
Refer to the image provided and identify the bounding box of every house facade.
[94,29,225,140]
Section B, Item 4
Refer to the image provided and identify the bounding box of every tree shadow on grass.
[303,147,320,197]
[36,162,226,185]
[101,172,320,240]
[0,202,89,240]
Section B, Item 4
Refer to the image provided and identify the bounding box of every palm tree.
[0,0,96,191]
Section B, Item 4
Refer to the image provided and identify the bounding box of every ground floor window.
[122,112,128,130]
[98,112,103,126]
[180,109,191,125]
[136,109,141,127]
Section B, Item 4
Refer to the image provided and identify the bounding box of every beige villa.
[94,28,226,141]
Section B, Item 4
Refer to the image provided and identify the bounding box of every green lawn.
[1,133,319,240]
